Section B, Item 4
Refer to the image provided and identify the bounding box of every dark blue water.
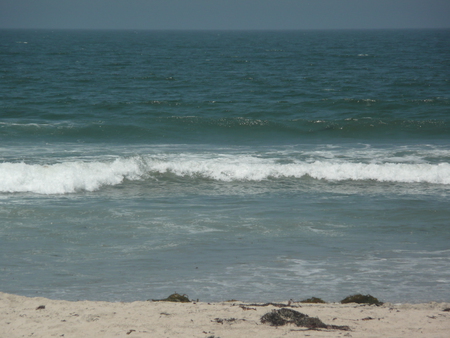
[1,29,449,303]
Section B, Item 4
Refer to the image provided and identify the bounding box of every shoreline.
[1,292,449,337]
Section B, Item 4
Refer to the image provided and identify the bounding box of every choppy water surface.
[1,29,449,303]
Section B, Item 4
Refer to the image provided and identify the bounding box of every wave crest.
[0,158,144,194]
[1,155,449,194]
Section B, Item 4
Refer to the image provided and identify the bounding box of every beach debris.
[239,305,256,311]
[36,305,46,310]
[126,329,136,335]
[443,308,450,312]
[340,294,383,306]
[300,297,326,304]
[243,302,299,308]
[213,317,245,324]
[151,293,190,303]
[261,308,309,326]
[261,308,350,330]
[214,317,235,324]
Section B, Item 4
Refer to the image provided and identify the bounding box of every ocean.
[1,29,449,303]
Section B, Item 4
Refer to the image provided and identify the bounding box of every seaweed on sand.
[261,308,350,331]
[300,297,326,304]
[151,293,191,303]
[340,294,383,306]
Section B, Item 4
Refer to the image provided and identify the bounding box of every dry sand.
[1,292,449,338]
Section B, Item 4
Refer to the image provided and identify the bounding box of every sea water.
[1,29,449,303]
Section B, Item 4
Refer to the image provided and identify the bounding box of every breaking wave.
[1,155,449,194]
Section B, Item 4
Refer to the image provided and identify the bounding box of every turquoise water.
[1,29,450,303]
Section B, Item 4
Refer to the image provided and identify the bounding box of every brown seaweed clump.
[340,294,383,306]
[151,293,191,303]
[300,297,326,304]
[261,308,350,330]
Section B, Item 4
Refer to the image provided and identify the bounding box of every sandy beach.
[1,292,449,338]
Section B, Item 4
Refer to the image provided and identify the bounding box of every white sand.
[1,292,449,337]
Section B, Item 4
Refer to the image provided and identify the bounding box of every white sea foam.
[1,155,449,194]
[146,156,450,184]
[0,157,144,194]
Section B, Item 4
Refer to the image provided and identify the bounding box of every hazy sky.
[1,0,449,30]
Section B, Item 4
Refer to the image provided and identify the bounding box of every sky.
[1,0,449,30]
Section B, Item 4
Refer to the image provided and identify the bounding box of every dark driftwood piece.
[243,302,300,308]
